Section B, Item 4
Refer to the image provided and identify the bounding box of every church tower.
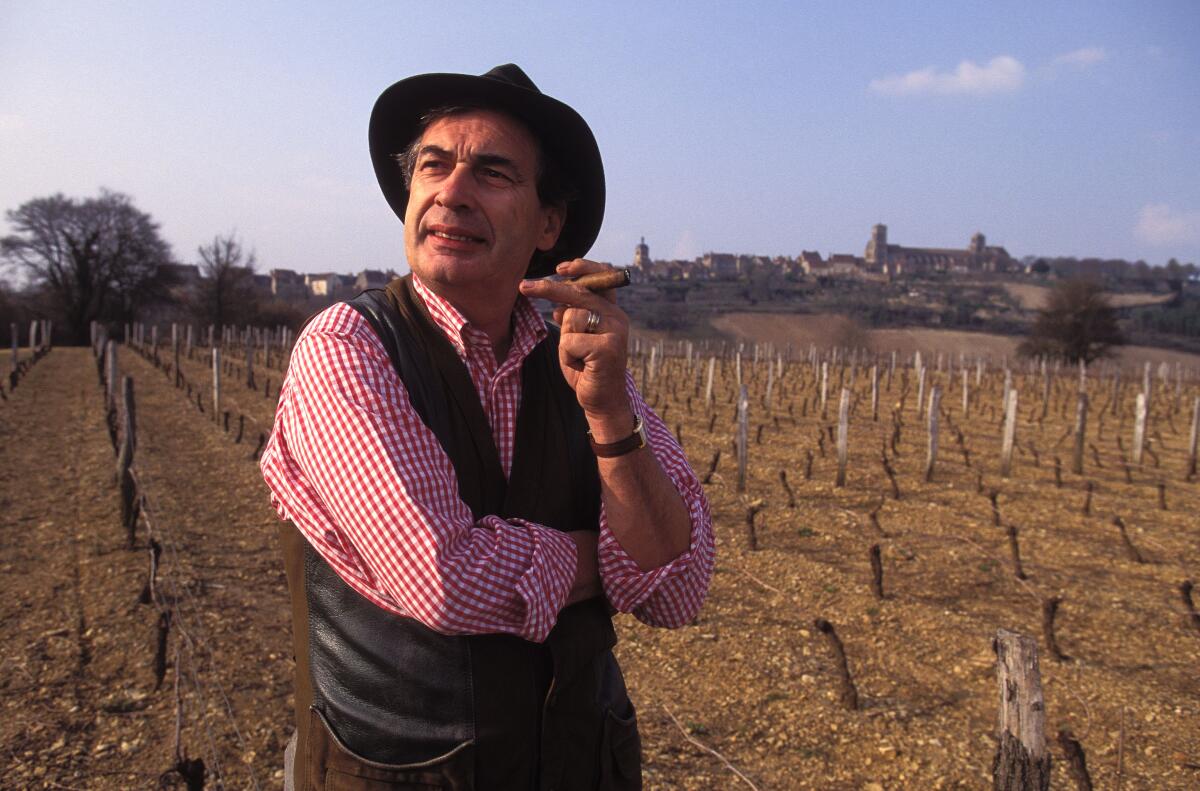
[634,236,650,270]
[865,224,889,272]
[969,231,986,254]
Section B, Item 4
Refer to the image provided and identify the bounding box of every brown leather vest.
[280,276,641,790]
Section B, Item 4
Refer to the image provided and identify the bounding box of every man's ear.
[536,203,566,252]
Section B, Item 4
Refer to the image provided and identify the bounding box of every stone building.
[865,224,1013,275]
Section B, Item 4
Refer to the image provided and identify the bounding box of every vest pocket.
[310,708,475,790]
[598,703,642,790]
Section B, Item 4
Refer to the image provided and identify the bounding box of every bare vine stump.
[252,432,267,461]
[745,500,764,551]
[138,538,163,605]
[1006,524,1027,580]
[235,414,245,444]
[1112,517,1144,563]
[991,630,1050,791]
[154,611,171,690]
[1042,597,1069,661]
[1157,481,1167,511]
[804,449,814,480]
[702,450,720,485]
[1056,729,1093,791]
[989,489,1001,527]
[881,453,900,500]
[1053,457,1062,488]
[868,544,884,599]
[1179,581,1200,635]
[814,618,858,711]
[1081,482,1093,517]
[868,498,885,537]
[778,470,795,508]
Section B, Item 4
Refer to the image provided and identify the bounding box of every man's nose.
[434,163,476,210]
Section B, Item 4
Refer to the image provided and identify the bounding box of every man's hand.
[565,530,601,605]
[518,259,634,441]
[524,260,693,577]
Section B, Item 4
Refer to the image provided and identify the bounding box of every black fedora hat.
[369,63,605,278]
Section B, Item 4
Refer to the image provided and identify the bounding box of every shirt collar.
[411,273,548,362]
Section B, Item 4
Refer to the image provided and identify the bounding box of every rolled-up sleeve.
[596,373,715,628]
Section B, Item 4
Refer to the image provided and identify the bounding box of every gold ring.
[584,310,601,334]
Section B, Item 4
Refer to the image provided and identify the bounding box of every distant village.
[626,224,1195,285]
[158,222,1195,307]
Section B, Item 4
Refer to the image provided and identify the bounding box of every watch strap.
[587,414,646,458]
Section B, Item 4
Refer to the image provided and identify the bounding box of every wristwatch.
[587,414,647,458]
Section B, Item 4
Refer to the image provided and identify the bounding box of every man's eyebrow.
[415,145,524,175]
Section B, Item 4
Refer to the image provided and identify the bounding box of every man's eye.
[419,160,446,171]
[482,168,511,182]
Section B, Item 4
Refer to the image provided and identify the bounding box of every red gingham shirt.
[261,276,714,642]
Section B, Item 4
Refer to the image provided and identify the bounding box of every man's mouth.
[428,228,485,244]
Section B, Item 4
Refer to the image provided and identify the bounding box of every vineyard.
[2,320,1198,790]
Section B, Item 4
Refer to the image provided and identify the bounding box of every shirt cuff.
[596,475,709,615]
[506,517,577,642]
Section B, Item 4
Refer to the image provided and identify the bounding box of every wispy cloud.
[0,114,27,134]
[1135,204,1200,245]
[868,56,1025,97]
[1051,47,1107,68]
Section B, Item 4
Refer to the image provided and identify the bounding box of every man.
[262,64,714,790]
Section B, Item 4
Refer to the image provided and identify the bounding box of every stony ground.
[2,342,1198,789]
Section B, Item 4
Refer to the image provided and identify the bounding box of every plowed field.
[2,343,1197,789]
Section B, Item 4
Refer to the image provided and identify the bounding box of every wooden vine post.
[172,325,182,388]
[870,364,879,421]
[835,388,850,487]
[736,385,749,493]
[10,322,17,372]
[992,629,1050,790]
[704,356,715,410]
[1187,396,1199,480]
[820,361,829,419]
[105,340,118,412]
[925,385,942,482]
[116,376,138,544]
[1000,389,1019,478]
[1071,392,1088,475]
[212,347,221,424]
[916,364,927,416]
[1132,392,1147,466]
[245,334,255,390]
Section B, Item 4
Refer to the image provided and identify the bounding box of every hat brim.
[369,72,605,279]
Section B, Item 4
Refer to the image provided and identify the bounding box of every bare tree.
[1,191,175,343]
[1018,278,1124,363]
[192,232,258,328]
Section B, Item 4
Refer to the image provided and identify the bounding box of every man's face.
[403,109,563,299]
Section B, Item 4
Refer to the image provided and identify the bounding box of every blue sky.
[2,1,1198,276]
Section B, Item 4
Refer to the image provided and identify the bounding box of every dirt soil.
[2,343,1198,789]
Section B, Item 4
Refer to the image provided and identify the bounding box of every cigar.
[567,269,631,292]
